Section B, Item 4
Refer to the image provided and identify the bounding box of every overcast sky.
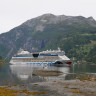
[0,0,96,34]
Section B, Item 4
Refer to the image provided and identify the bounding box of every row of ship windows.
[13,60,55,62]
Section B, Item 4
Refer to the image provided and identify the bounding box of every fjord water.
[0,63,96,86]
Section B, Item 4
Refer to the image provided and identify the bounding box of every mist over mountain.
[0,14,96,63]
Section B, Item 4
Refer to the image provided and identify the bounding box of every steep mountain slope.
[0,14,96,62]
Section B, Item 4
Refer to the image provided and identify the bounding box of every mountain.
[0,13,96,63]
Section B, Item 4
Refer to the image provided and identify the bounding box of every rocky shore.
[32,79,96,96]
[0,59,6,64]
[0,78,96,96]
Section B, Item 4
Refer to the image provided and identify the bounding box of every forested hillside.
[0,14,96,63]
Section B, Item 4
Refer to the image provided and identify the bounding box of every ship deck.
[12,56,60,62]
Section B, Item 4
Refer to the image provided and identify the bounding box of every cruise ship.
[10,48,72,66]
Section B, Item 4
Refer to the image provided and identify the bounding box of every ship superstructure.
[10,48,72,65]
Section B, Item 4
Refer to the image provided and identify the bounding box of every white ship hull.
[10,61,55,65]
[10,49,72,66]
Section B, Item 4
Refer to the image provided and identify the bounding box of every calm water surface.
[0,63,96,86]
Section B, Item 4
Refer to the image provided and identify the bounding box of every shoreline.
[31,79,96,96]
[0,79,96,96]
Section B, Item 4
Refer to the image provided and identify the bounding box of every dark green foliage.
[0,56,2,60]
[0,44,9,58]
[86,45,96,63]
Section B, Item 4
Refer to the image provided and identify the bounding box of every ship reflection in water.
[9,64,70,81]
